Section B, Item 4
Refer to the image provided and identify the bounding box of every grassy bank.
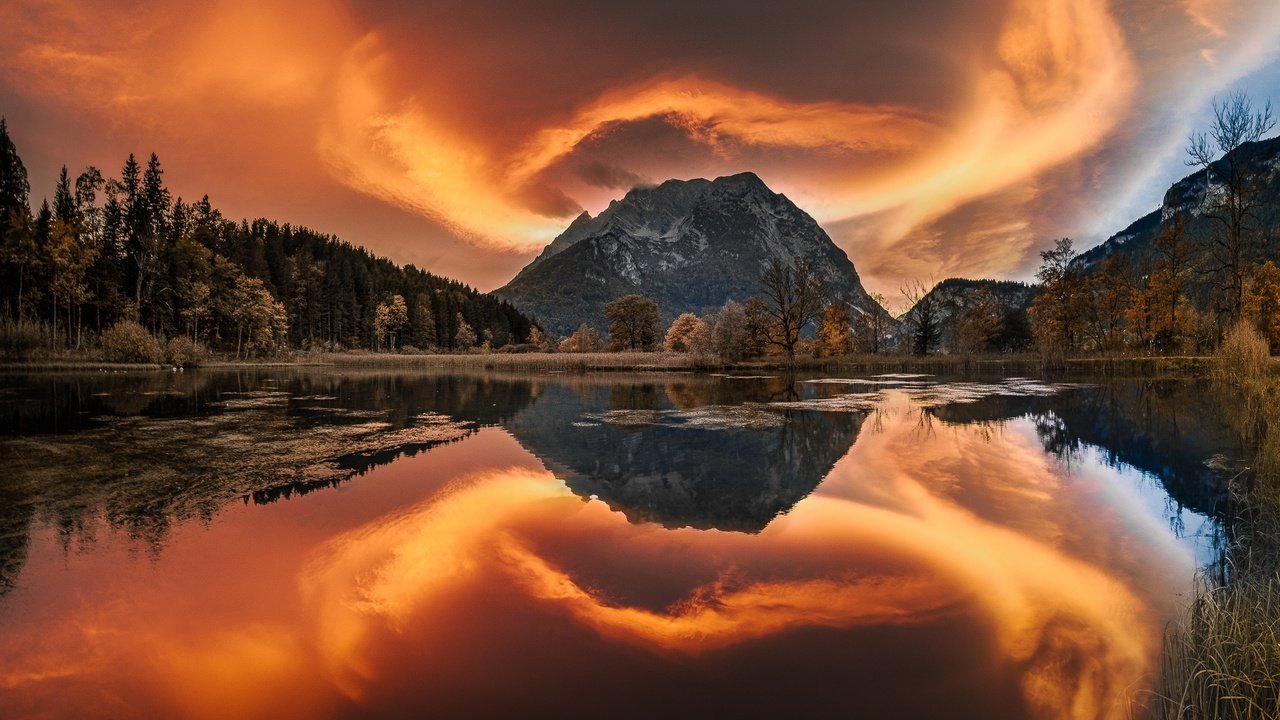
[1149,328,1280,718]
[0,349,1226,377]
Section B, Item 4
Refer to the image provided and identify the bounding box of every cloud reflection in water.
[298,395,1177,719]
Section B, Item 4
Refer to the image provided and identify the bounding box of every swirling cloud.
[0,0,1278,293]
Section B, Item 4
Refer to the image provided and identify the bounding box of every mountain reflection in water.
[0,370,1245,719]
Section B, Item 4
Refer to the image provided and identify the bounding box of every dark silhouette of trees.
[900,279,941,356]
[604,294,660,350]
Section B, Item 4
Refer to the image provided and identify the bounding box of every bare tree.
[759,255,827,366]
[1185,91,1276,325]
[900,279,940,356]
[852,291,891,354]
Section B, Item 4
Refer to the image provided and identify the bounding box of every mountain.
[898,278,1035,323]
[497,172,886,336]
[1076,135,1280,274]
[897,278,1036,352]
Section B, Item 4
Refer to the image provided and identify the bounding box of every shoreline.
[0,351,1220,377]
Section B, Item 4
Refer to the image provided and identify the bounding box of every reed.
[1147,372,1280,719]
[1211,322,1271,385]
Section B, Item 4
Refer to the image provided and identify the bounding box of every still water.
[0,369,1249,719]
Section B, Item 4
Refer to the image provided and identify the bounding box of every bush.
[100,320,163,364]
[1213,322,1271,384]
[165,336,204,367]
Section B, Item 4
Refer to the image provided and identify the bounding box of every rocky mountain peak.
[497,173,885,336]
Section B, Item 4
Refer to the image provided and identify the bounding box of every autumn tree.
[1244,260,1280,352]
[815,302,853,358]
[229,274,287,358]
[604,294,661,351]
[374,294,409,351]
[46,213,97,346]
[951,288,1002,356]
[454,312,477,351]
[664,313,708,352]
[1030,238,1088,360]
[759,256,827,366]
[559,323,602,352]
[1085,254,1134,353]
[1143,211,1198,352]
[526,325,551,351]
[1185,91,1276,326]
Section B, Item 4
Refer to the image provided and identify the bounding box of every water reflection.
[505,380,861,531]
[0,369,1249,719]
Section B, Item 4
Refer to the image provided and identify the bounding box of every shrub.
[165,336,204,367]
[100,320,163,364]
[1213,322,1271,384]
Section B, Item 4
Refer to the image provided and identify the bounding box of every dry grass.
[1147,373,1280,719]
[1154,573,1280,719]
[1212,323,1272,385]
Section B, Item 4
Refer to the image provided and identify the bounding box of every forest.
[0,119,533,361]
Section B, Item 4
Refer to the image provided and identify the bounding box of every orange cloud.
[310,0,1136,289]
[1,0,1277,295]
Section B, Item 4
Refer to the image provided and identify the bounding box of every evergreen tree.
[0,118,33,316]
[53,166,75,225]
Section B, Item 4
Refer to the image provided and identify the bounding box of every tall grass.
[1212,322,1271,385]
[1149,363,1280,719]
[0,316,58,360]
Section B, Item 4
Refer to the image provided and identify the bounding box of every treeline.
[0,119,533,359]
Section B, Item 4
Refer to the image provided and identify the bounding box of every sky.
[1,0,1279,298]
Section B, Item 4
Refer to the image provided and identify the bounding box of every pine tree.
[0,118,33,316]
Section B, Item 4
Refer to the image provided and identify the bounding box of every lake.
[0,368,1251,719]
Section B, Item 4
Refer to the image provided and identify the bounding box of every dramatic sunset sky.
[2,0,1279,296]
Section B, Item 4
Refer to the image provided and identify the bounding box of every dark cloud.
[514,183,584,219]
[573,161,653,191]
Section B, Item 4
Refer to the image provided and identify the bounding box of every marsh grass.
[1154,571,1280,719]
[1212,323,1271,385]
[1148,363,1280,719]
[0,317,58,360]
